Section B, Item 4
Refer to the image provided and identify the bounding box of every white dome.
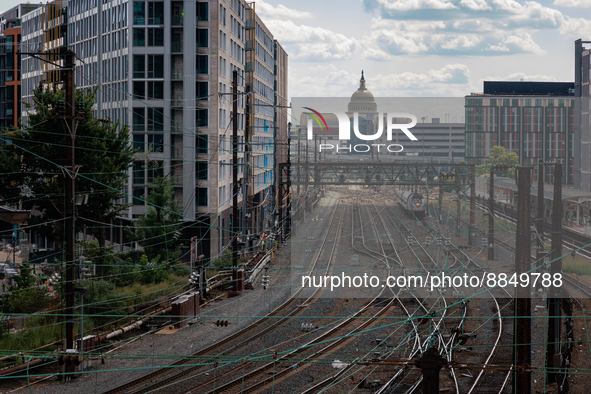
[348,71,377,113]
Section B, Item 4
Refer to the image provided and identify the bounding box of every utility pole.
[438,176,443,223]
[514,166,532,394]
[63,50,76,380]
[286,124,291,237]
[455,172,460,236]
[415,347,445,394]
[232,70,239,292]
[547,162,562,382]
[244,84,251,256]
[488,167,495,260]
[469,165,475,245]
[537,161,545,249]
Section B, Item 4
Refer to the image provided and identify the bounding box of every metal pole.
[537,161,545,249]
[547,162,562,381]
[489,167,495,260]
[455,173,460,236]
[278,166,283,243]
[286,128,291,236]
[63,50,76,375]
[514,166,532,394]
[438,178,443,223]
[244,84,251,255]
[414,347,445,394]
[469,165,475,245]
[79,293,83,360]
[232,70,239,292]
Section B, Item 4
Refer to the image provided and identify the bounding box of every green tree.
[487,146,519,178]
[0,85,134,277]
[126,176,183,266]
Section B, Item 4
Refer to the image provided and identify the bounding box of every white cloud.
[254,0,312,19]
[376,0,457,11]
[290,64,472,97]
[553,0,591,8]
[264,20,358,60]
[485,33,546,55]
[459,0,491,11]
[483,72,559,82]
[559,16,591,37]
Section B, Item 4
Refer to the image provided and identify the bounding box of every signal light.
[261,275,270,290]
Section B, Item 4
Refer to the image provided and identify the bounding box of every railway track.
[102,199,345,394]
[385,202,514,394]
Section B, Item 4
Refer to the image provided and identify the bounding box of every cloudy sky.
[254,0,591,99]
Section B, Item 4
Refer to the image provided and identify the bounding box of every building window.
[133,81,145,99]
[548,99,554,107]
[535,99,542,106]
[503,99,510,106]
[197,81,208,100]
[147,28,164,46]
[133,161,145,184]
[133,134,145,152]
[147,55,164,78]
[196,161,208,180]
[133,1,145,25]
[133,28,145,46]
[196,134,208,154]
[196,2,208,21]
[133,187,145,205]
[133,55,145,78]
[197,29,208,48]
[147,134,164,152]
[133,108,145,130]
[197,55,208,74]
[147,81,164,99]
[147,161,164,182]
[196,108,208,127]
[147,108,164,131]
[148,1,164,24]
[196,188,208,207]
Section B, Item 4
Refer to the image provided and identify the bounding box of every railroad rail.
[103,199,346,394]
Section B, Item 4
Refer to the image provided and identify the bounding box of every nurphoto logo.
[303,107,419,153]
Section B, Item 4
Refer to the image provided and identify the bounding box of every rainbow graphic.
[304,107,329,133]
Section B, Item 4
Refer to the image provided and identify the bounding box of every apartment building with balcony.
[21,0,69,119]
[18,0,286,258]
[0,3,40,132]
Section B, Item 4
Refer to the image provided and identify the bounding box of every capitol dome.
[348,71,377,113]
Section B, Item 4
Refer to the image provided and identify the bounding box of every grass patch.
[0,274,190,357]
[562,257,591,276]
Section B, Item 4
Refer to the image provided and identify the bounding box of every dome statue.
[348,70,377,113]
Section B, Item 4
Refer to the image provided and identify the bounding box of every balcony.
[172,173,184,185]
[171,42,183,53]
[171,123,184,133]
[171,146,183,160]
[171,15,183,26]
[171,69,183,80]
[172,95,184,107]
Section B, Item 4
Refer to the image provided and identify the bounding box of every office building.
[19,0,287,258]
[465,81,575,184]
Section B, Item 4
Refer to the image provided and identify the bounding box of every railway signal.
[189,272,200,289]
[262,275,270,290]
